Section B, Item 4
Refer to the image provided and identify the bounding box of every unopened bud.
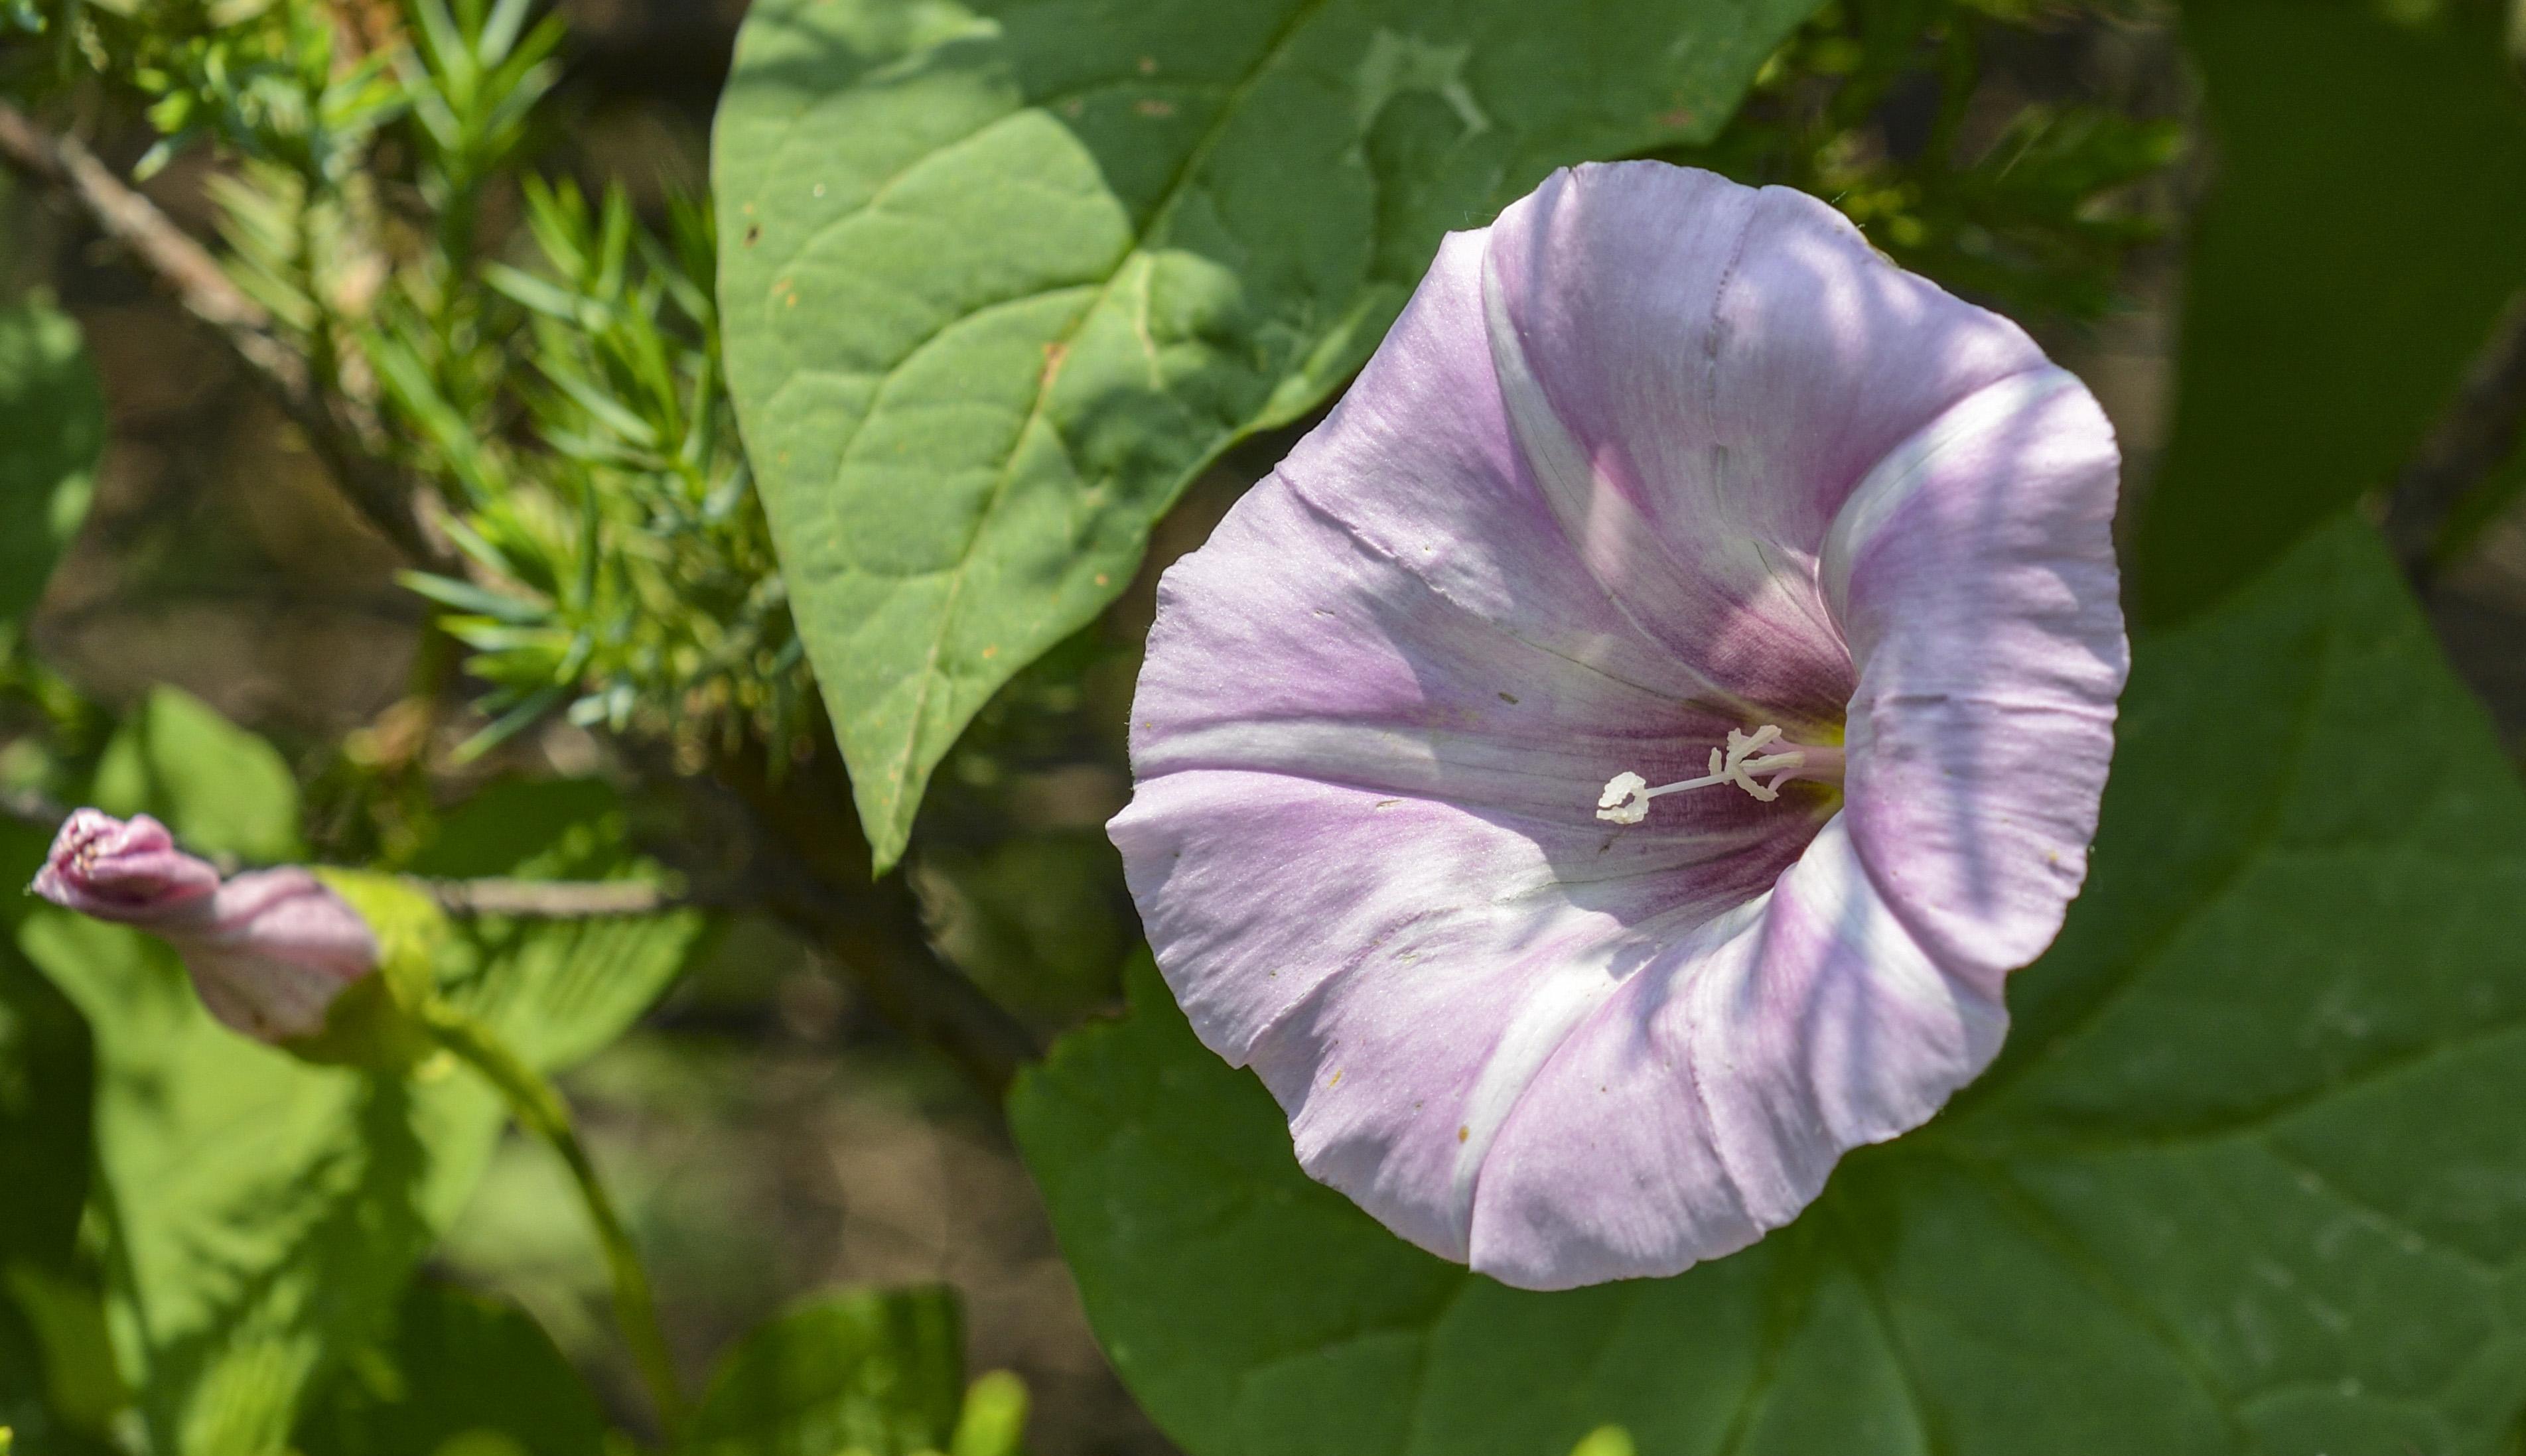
[29,809,219,923]
[32,810,381,1046]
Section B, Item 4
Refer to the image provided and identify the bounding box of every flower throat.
[1595,724,1845,825]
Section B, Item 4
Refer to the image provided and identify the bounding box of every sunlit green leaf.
[714,0,1825,870]
[1013,517,2526,1455]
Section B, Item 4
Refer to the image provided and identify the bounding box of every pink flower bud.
[30,809,220,924]
[31,809,380,1044]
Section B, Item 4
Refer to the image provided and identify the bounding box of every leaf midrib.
[866,0,1342,842]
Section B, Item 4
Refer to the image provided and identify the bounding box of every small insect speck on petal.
[1498,691,1519,704]
[1329,1069,1343,1086]
[1456,1125,1469,1143]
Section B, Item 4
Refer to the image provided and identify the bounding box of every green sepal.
[279,870,449,1073]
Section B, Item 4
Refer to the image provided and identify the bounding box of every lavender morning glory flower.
[34,809,381,1044]
[1109,162,2127,1290]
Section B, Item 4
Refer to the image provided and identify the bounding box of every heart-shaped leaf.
[713,0,1823,869]
[1013,518,2526,1456]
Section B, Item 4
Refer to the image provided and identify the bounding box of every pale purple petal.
[1480,162,2047,712]
[1113,161,2125,1290]
[1467,819,2005,1289]
[1823,371,2126,982]
[1267,229,1762,712]
[1113,489,1810,1069]
[180,868,379,1042]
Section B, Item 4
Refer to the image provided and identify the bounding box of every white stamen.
[1594,724,1840,824]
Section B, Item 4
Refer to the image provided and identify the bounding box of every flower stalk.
[417,1000,686,1439]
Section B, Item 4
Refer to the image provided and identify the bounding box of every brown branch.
[751,836,1039,1102]
[662,742,1041,1103]
[2385,291,2526,587]
[0,100,459,576]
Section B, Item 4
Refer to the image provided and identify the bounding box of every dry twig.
[423,876,701,919]
[0,101,458,575]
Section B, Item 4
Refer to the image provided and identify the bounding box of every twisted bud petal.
[30,808,220,923]
[31,809,381,1044]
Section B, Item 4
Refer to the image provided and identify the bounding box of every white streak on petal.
[1818,366,2085,616]
[1446,942,1635,1203]
[1466,817,2006,1289]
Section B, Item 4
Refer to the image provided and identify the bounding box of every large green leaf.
[714,0,1822,869]
[17,710,706,1456]
[293,1279,608,1456]
[2131,0,2526,626]
[683,1287,965,1456]
[0,296,104,632]
[1012,517,2526,1455]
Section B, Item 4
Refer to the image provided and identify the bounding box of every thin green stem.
[420,1002,685,1438]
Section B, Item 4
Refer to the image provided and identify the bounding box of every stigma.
[1596,725,1845,824]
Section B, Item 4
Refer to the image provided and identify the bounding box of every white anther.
[1596,772,1649,825]
[1594,723,1831,824]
